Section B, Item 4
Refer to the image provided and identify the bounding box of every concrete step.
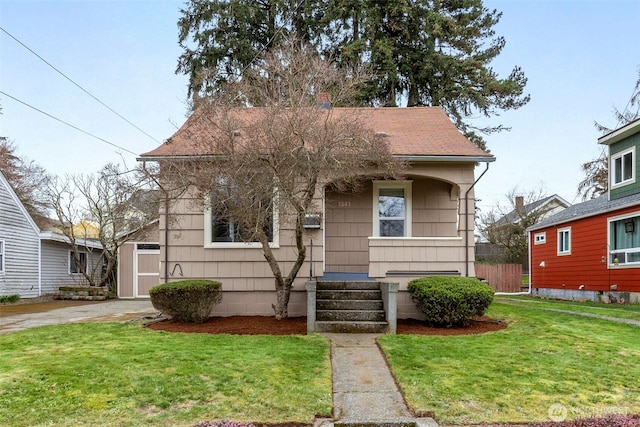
[315,320,389,333]
[317,299,384,311]
[317,281,380,291]
[317,290,382,300]
[317,309,386,322]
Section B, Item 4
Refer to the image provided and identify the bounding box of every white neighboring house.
[0,171,103,298]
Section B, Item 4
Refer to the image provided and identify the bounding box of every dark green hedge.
[407,276,494,327]
[149,280,222,323]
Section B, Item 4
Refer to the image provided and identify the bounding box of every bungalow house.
[139,106,495,325]
[528,118,640,303]
[0,170,103,298]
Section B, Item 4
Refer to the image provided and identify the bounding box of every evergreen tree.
[177,0,324,97]
[176,0,529,149]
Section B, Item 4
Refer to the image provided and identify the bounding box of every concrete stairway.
[314,281,389,333]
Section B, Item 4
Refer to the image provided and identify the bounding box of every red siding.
[530,206,640,293]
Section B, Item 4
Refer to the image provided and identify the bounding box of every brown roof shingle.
[141,106,493,160]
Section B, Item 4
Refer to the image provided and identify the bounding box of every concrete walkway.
[0,300,157,334]
[322,333,439,427]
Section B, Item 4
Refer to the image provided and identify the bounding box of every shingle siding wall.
[610,132,640,200]
[0,179,40,297]
[159,187,322,316]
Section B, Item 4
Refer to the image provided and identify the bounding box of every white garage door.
[134,243,160,298]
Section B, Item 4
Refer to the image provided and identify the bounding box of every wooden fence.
[475,263,523,293]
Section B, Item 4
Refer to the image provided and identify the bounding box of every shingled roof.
[528,192,640,231]
[141,107,494,161]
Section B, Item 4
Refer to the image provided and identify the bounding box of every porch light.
[624,219,635,233]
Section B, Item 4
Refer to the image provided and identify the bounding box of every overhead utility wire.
[0,90,138,156]
[0,26,160,144]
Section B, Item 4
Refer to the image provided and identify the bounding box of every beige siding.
[159,187,322,316]
[118,243,135,298]
[412,178,458,237]
[368,237,466,278]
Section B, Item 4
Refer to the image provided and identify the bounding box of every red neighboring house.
[528,118,640,303]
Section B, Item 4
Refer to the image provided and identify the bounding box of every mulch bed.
[147,315,507,335]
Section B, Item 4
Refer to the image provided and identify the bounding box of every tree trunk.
[273,281,291,320]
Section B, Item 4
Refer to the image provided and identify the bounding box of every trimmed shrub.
[407,276,494,327]
[149,280,222,323]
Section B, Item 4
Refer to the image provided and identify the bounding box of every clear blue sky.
[1,0,639,213]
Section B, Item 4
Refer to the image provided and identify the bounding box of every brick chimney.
[515,196,524,214]
[317,92,331,109]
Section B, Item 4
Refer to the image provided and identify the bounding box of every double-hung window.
[611,147,635,188]
[0,240,4,273]
[557,227,571,255]
[609,214,640,265]
[69,250,87,274]
[373,181,412,237]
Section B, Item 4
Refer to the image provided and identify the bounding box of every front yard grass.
[499,295,640,321]
[379,300,640,425]
[0,323,331,427]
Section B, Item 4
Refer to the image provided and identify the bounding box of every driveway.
[0,299,158,334]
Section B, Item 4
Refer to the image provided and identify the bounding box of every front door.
[324,184,373,273]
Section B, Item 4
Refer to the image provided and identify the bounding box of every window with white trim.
[373,181,412,237]
[611,147,635,187]
[69,250,87,274]
[534,232,546,245]
[204,194,278,248]
[0,240,5,273]
[557,227,571,255]
[609,214,640,265]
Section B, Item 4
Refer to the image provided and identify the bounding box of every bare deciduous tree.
[578,69,640,200]
[160,37,402,319]
[0,138,52,225]
[47,163,159,289]
[479,186,550,265]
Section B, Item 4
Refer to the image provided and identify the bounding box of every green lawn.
[499,295,640,321]
[379,300,640,425]
[0,323,331,427]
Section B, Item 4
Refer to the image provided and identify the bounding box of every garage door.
[135,243,160,298]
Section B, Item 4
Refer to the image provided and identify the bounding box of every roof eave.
[398,155,496,163]
[598,118,640,145]
[39,231,103,249]
[138,154,497,163]
[527,198,640,232]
